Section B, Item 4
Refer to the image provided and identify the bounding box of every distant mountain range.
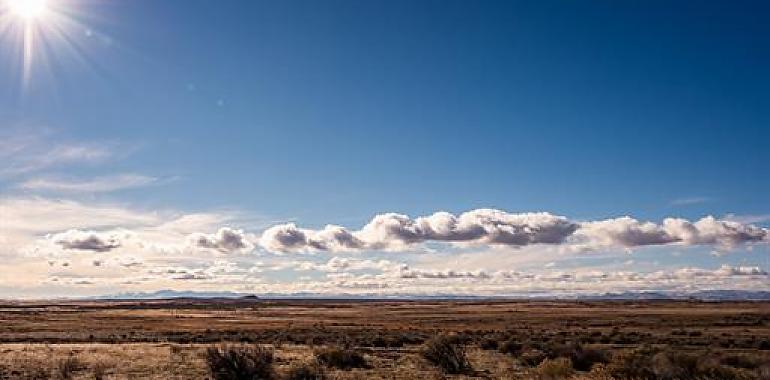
[94,289,770,301]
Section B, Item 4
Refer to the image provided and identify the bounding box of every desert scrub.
[285,362,327,380]
[421,335,473,374]
[536,357,574,380]
[604,348,752,380]
[314,347,367,370]
[206,344,275,380]
[56,355,84,380]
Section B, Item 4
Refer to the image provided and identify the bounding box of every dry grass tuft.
[55,355,84,380]
[206,344,275,380]
[535,357,574,379]
[314,347,367,370]
[421,335,473,374]
[285,362,327,380]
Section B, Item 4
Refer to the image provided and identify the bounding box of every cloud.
[577,216,768,250]
[258,210,768,253]
[670,197,712,206]
[360,210,578,248]
[189,228,254,254]
[724,213,770,225]
[19,174,158,193]
[50,229,126,252]
[0,198,162,236]
[576,217,675,249]
[260,210,578,253]
[398,267,492,279]
[259,223,364,253]
[0,132,113,177]
[713,264,767,276]
[293,257,398,273]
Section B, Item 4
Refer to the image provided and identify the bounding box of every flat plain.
[1,299,769,379]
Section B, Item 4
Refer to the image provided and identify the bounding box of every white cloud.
[0,132,113,177]
[19,174,158,193]
[50,229,127,252]
[188,228,254,254]
[293,257,398,273]
[258,210,768,254]
[576,215,768,251]
[1,198,769,298]
[0,197,161,234]
[670,197,711,206]
[259,210,578,253]
[258,223,364,253]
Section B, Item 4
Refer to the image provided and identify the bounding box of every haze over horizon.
[1,0,768,299]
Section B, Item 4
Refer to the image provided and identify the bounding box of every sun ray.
[0,0,110,94]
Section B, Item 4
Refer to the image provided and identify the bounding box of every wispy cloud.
[724,213,770,225]
[0,131,114,177]
[19,174,159,193]
[670,196,712,206]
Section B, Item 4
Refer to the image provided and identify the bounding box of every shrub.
[314,347,367,370]
[570,346,608,371]
[92,362,111,380]
[606,348,747,380]
[56,356,84,380]
[721,354,761,370]
[520,349,547,367]
[421,335,472,374]
[499,338,523,355]
[285,363,326,380]
[479,338,499,350]
[206,344,275,380]
[536,357,573,380]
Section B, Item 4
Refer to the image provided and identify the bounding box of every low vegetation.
[0,300,768,378]
[206,344,276,380]
[421,335,473,374]
[285,362,327,380]
[314,347,368,370]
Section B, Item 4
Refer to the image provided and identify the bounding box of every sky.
[0,0,768,298]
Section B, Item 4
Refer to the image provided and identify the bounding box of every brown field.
[1,299,769,379]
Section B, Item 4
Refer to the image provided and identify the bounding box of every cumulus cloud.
[577,216,769,250]
[50,229,126,252]
[259,209,578,253]
[189,227,254,253]
[258,210,768,253]
[259,223,364,253]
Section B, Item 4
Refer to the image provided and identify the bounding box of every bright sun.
[7,0,49,21]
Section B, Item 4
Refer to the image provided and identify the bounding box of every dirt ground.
[0,300,768,379]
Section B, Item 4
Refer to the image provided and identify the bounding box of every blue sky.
[0,0,768,297]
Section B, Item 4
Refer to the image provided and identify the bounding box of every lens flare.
[1,0,102,92]
[7,0,49,20]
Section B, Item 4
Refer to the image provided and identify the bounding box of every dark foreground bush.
[206,344,275,380]
[499,338,523,355]
[569,346,608,371]
[314,347,368,370]
[421,335,473,374]
[285,362,326,380]
[539,342,607,372]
